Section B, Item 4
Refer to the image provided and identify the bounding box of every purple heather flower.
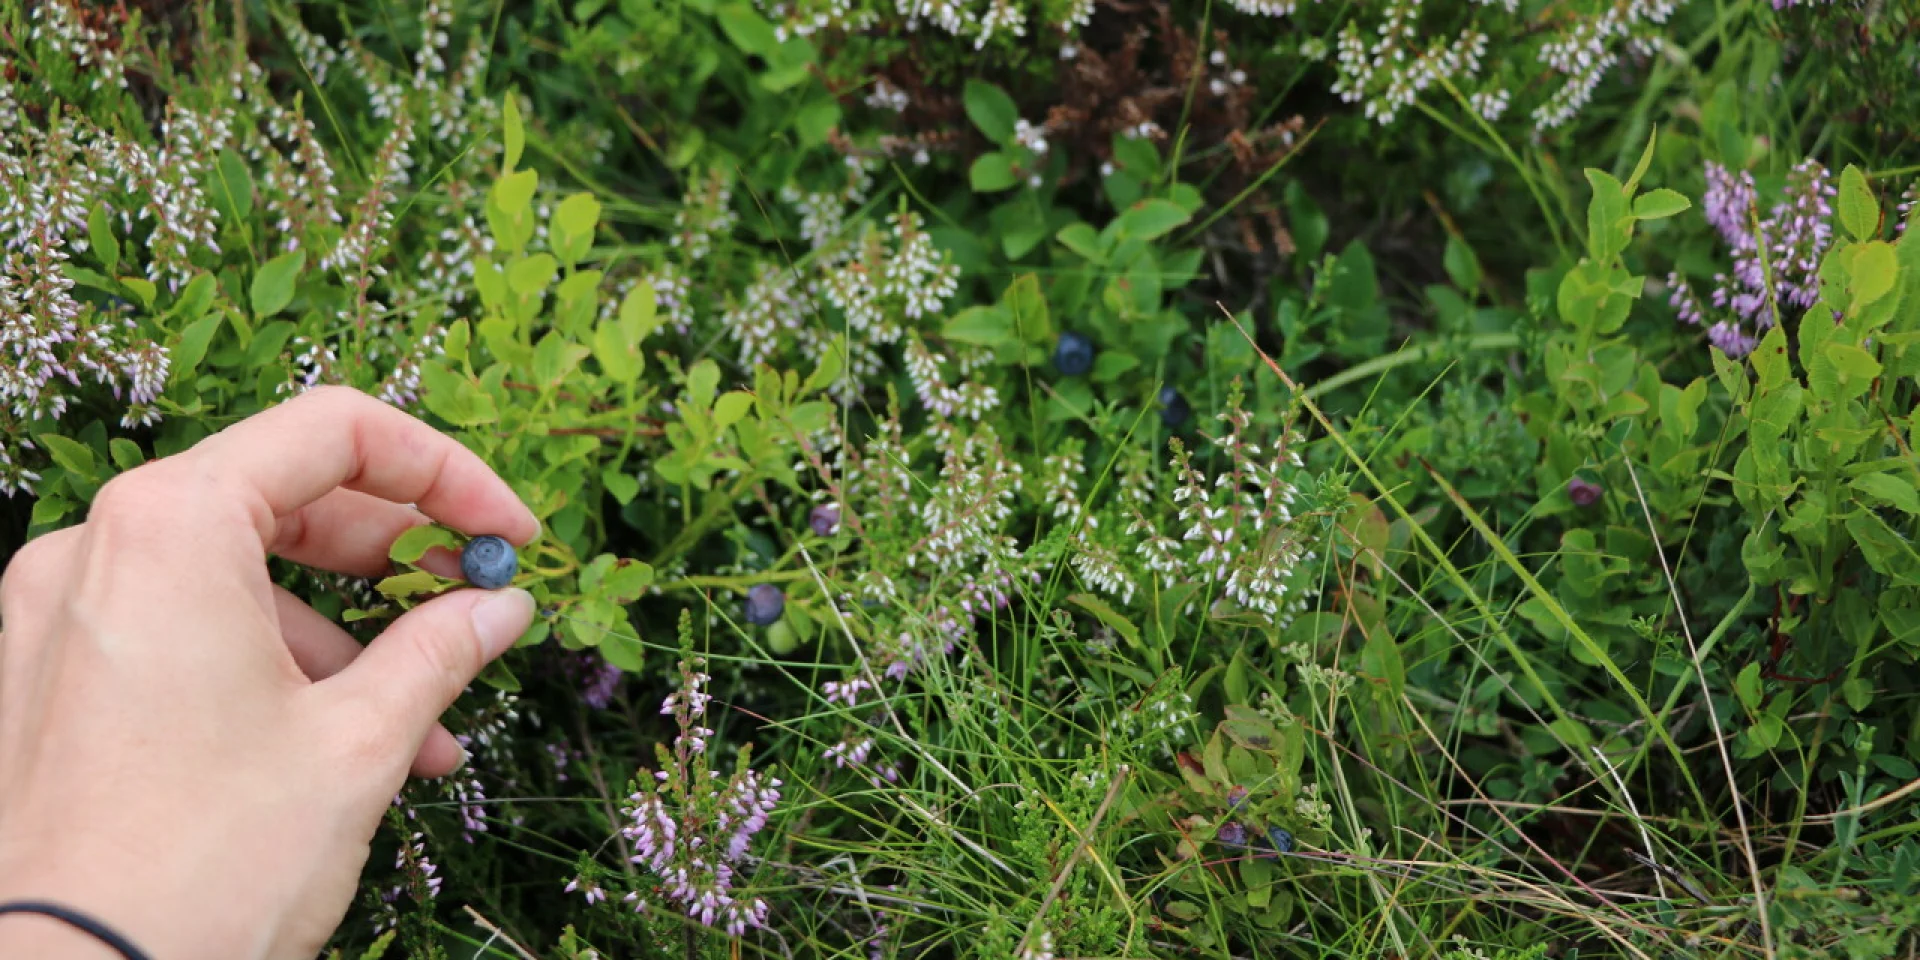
[616,658,783,935]
[1681,159,1838,356]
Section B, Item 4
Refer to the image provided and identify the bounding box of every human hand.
[0,386,540,959]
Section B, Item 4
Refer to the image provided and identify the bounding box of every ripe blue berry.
[1158,385,1190,427]
[460,535,518,590]
[1264,827,1294,855]
[1053,332,1096,376]
[810,503,842,537]
[744,584,785,626]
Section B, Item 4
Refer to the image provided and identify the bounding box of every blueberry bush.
[5,0,1920,958]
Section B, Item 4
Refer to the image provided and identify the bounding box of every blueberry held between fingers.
[745,584,785,626]
[1053,332,1096,376]
[460,535,518,590]
[1158,385,1190,427]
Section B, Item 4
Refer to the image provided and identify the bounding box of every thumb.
[325,587,535,749]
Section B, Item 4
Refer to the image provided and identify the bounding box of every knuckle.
[328,709,402,772]
[0,529,75,605]
[302,383,374,413]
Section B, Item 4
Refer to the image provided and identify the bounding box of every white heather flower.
[1013,118,1049,155]
[1469,88,1511,122]
[864,78,910,113]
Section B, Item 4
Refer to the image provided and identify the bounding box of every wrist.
[0,910,130,960]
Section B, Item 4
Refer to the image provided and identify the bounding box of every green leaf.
[1841,677,1875,712]
[88,203,118,274]
[119,276,156,310]
[487,168,540,254]
[1850,240,1898,310]
[968,152,1017,193]
[1735,661,1764,711]
[30,494,72,527]
[502,90,525,173]
[551,192,601,267]
[107,438,144,471]
[1090,350,1139,382]
[1825,342,1882,382]
[531,329,589,386]
[250,250,305,318]
[375,570,444,600]
[1752,325,1792,392]
[169,312,223,387]
[1584,169,1631,260]
[39,435,98,479]
[1115,198,1190,241]
[601,466,640,505]
[1625,128,1658,193]
[942,306,1014,347]
[1067,593,1142,652]
[593,317,643,382]
[802,336,846,395]
[1632,188,1691,221]
[212,150,254,221]
[618,281,660,341]
[1003,274,1052,344]
[598,557,654,603]
[597,620,645,672]
[715,3,778,55]
[1442,235,1481,291]
[962,79,1018,144]
[793,99,841,147]
[1055,222,1104,262]
[1839,164,1878,241]
[443,319,471,359]
[713,391,754,429]
[509,253,558,296]
[420,363,500,426]
[1853,472,1920,515]
[686,359,720,413]
[388,524,460,564]
[170,272,218,326]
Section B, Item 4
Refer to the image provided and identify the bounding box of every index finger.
[186,386,539,549]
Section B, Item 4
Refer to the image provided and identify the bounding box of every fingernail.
[472,588,535,660]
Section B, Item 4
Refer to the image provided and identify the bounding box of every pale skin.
[0,386,540,959]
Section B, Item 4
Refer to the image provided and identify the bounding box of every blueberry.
[1226,785,1249,810]
[1217,821,1249,849]
[744,584,785,626]
[1053,332,1096,377]
[1264,827,1294,855]
[1158,385,1190,427]
[1568,476,1603,506]
[810,503,842,537]
[460,535,518,590]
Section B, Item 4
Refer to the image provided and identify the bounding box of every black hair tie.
[0,900,153,960]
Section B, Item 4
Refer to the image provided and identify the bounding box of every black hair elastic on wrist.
[0,900,153,960]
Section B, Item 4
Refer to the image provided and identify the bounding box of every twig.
[463,905,540,960]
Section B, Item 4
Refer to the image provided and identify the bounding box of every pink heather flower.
[613,657,782,934]
[1680,159,1838,356]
